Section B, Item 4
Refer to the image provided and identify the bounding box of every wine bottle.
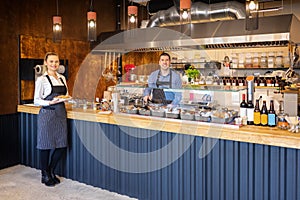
[240,94,248,118]
[253,99,261,126]
[260,100,268,126]
[247,100,254,125]
[268,100,276,127]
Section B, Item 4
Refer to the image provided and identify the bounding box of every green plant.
[185,66,200,79]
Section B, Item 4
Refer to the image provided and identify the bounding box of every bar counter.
[17,104,300,200]
[18,104,300,149]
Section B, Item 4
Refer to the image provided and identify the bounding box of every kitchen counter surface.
[18,104,300,149]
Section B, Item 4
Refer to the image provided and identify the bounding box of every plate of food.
[53,95,72,102]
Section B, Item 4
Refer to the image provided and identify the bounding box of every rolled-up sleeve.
[171,71,183,105]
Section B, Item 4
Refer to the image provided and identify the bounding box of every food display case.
[115,84,246,124]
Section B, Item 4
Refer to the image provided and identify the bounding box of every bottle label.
[254,112,261,124]
[247,108,254,121]
[240,108,247,118]
[268,114,276,126]
[261,114,268,125]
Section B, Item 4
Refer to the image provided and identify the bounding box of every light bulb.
[182,10,189,20]
[55,24,61,31]
[89,20,95,28]
[249,1,256,11]
[129,15,136,23]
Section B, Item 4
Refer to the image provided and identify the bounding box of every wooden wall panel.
[122,51,162,77]
[19,35,90,101]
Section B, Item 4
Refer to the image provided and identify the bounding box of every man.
[143,52,182,105]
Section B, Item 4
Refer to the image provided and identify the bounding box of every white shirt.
[34,72,68,106]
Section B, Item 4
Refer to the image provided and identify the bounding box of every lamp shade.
[180,0,191,10]
[53,16,62,43]
[87,11,97,41]
[127,5,138,30]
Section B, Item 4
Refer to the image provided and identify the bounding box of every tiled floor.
[0,165,137,200]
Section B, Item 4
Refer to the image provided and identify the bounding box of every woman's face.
[45,55,59,72]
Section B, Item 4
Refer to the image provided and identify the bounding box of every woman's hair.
[44,52,59,62]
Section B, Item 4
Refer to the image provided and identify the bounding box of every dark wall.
[0,114,19,169]
[0,0,120,115]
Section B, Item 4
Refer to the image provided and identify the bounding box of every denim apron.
[37,75,68,149]
[152,70,174,104]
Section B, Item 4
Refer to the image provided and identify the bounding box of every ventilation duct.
[147,1,246,27]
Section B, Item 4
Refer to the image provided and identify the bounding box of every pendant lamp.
[180,0,191,24]
[128,5,138,30]
[53,0,62,43]
[87,0,97,41]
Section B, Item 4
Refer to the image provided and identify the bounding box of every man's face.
[159,55,170,70]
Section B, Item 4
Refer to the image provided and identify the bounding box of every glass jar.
[252,53,260,68]
[238,53,245,68]
[275,51,283,68]
[268,52,275,68]
[260,53,268,68]
[244,53,253,68]
[231,53,238,68]
[283,56,290,68]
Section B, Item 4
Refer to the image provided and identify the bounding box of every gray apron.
[37,75,68,150]
[152,70,173,104]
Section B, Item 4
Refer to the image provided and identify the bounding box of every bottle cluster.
[240,94,278,127]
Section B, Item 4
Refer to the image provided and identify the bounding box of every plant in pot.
[185,66,200,83]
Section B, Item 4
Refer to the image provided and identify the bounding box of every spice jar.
[275,51,283,68]
[244,53,253,68]
[259,53,267,68]
[238,53,245,68]
[283,56,290,68]
[252,53,260,68]
[268,52,275,68]
[231,53,238,68]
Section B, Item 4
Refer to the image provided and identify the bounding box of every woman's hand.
[49,99,60,105]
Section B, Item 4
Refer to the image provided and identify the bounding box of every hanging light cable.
[87,0,97,41]
[53,0,62,43]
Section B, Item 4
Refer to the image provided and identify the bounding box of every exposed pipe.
[147,1,246,27]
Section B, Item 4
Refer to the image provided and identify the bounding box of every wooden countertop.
[18,104,300,150]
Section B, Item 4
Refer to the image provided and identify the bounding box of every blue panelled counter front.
[18,105,300,200]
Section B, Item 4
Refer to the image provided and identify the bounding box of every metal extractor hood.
[92,14,300,53]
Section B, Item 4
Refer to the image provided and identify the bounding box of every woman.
[34,52,69,186]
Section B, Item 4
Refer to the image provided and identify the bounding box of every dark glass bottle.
[253,99,261,126]
[240,94,248,118]
[247,100,254,125]
[260,100,268,126]
[268,100,276,127]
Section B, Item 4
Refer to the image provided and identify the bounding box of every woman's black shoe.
[41,170,56,186]
[49,168,60,184]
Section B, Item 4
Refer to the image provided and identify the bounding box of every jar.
[238,53,245,68]
[260,53,268,68]
[283,56,290,68]
[277,113,290,129]
[231,53,238,68]
[275,51,283,68]
[252,53,260,68]
[268,52,275,68]
[205,76,213,85]
[244,53,253,68]
[199,76,206,85]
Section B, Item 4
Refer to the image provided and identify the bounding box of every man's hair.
[159,52,171,60]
